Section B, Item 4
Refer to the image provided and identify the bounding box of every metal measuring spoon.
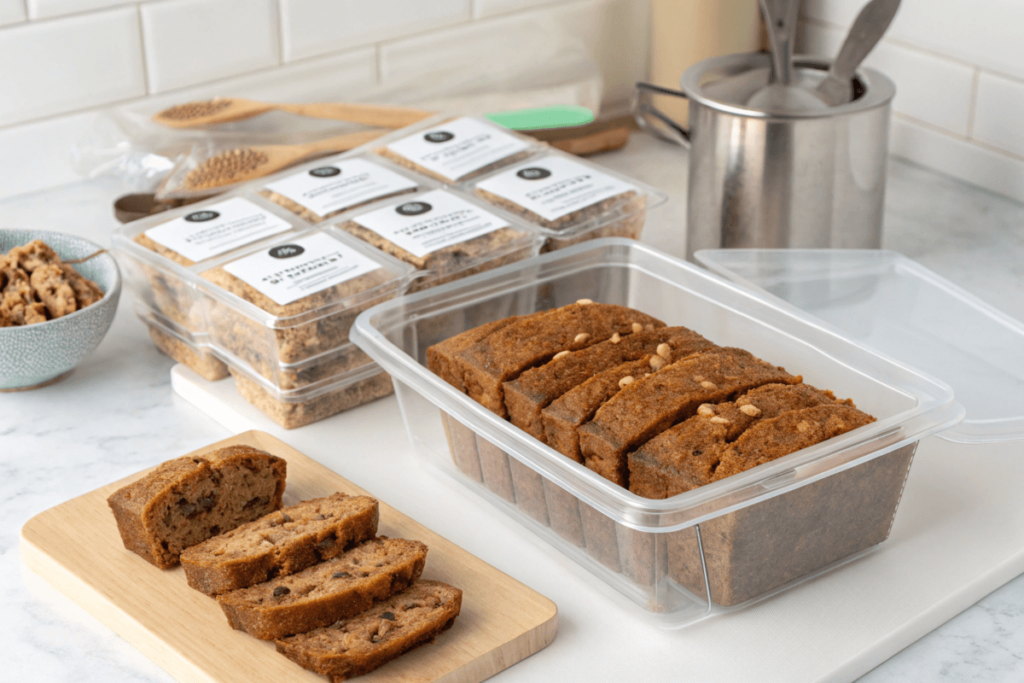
[816,0,901,106]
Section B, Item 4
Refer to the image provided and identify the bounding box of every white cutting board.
[172,364,1024,683]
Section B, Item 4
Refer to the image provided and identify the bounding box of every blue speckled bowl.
[0,229,121,390]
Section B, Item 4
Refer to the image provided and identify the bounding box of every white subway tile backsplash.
[804,0,1024,83]
[140,0,279,93]
[473,0,564,19]
[973,72,1024,160]
[280,0,469,63]
[801,22,974,136]
[0,111,97,199]
[0,0,25,26]
[27,0,142,21]
[891,115,1024,205]
[0,7,145,127]
[381,0,646,109]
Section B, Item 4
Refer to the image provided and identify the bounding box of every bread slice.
[107,446,287,569]
[711,403,875,480]
[275,580,462,681]
[503,327,713,441]
[579,348,800,487]
[181,493,379,595]
[218,537,427,640]
[458,302,665,417]
[629,383,845,498]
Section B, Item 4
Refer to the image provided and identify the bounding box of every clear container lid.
[695,249,1024,444]
[469,148,667,239]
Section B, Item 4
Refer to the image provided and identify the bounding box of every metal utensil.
[746,0,827,112]
[816,0,901,105]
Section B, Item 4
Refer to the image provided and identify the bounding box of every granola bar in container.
[257,154,426,224]
[374,115,537,183]
[334,188,540,293]
[136,306,229,382]
[198,227,414,386]
[225,353,394,430]
[113,194,306,333]
[473,151,667,252]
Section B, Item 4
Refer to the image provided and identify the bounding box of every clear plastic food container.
[471,149,667,252]
[136,305,229,382]
[256,153,431,224]
[197,225,414,381]
[372,114,539,184]
[223,349,394,430]
[349,239,1024,628]
[113,192,310,333]
[331,188,541,293]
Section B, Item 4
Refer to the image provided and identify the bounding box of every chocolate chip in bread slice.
[181,492,379,595]
[628,383,846,499]
[578,348,800,487]
[275,579,462,681]
[218,537,428,640]
[458,302,665,417]
[503,326,713,442]
[107,446,287,569]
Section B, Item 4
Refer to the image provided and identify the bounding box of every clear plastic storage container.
[331,188,541,293]
[113,192,310,333]
[256,153,431,224]
[471,149,667,252]
[372,115,540,184]
[347,239,1023,628]
[137,305,229,382]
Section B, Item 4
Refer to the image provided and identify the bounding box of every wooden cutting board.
[19,430,558,683]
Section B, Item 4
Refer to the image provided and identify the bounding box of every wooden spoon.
[167,129,387,194]
[153,97,434,129]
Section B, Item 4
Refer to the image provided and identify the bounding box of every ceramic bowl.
[0,229,121,390]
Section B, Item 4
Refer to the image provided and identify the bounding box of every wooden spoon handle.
[294,129,389,156]
[279,103,435,128]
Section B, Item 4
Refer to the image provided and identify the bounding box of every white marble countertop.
[3,134,1024,682]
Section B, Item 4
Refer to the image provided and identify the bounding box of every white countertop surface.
[3,134,1024,682]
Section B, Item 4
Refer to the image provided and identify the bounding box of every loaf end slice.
[107,446,287,569]
[181,492,379,595]
[275,580,462,681]
[218,537,427,640]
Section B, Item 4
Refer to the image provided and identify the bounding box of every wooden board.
[19,430,558,683]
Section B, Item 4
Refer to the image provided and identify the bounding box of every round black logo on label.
[423,131,454,143]
[269,244,305,259]
[395,201,432,216]
[516,167,551,181]
[184,210,220,222]
[309,166,341,178]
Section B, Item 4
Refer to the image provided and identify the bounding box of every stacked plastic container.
[115,115,664,427]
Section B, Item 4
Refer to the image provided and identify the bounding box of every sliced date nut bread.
[426,314,538,391]
[628,383,846,498]
[578,348,800,487]
[218,537,427,640]
[458,301,665,417]
[275,579,462,682]
[107,446,287,569]
[711,403,875,481]
[181,492,379,595]
[503,326,714,441]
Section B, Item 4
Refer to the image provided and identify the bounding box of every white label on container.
[384,117,529,181]
[264,158,418,217]
[144,197,292,263]
[475,156,638,222]
[353,189,509,259]
[223,232,382,306]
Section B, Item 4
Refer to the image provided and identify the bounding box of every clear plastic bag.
[73,20,602,200]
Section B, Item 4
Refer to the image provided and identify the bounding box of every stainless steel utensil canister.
[635,52,895,260]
